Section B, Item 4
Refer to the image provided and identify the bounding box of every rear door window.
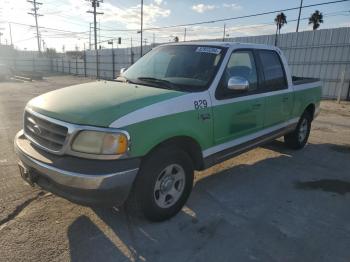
[258,50,287,91]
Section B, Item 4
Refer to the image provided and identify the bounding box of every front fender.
[123,108,213,158]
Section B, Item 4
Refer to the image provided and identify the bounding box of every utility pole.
[296,0,303,32]
[184,27,187,42]
[131,37,134,64]
[27,0,43,53]
[223,23,226,42]
[140,0,144,57]
[153,33,155,47]
[87,0,104,79]
[89,23,92,50]
[9,23,13,46]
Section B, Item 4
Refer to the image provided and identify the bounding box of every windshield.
[122,45,226,92]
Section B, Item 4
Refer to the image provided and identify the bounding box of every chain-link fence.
[0,27,349,100]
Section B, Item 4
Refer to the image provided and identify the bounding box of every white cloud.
[191,3,241,13]
[222,3,242,10]
[154,0,163,5]
[101,2,170,29]
[192,4,216,13]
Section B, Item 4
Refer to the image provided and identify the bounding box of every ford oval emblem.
[33,124,42,135]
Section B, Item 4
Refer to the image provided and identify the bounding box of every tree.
[274,12,287,46]
[174,36,179,42]
[309,10,324,30]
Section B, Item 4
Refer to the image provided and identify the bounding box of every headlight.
[71,131,128,155]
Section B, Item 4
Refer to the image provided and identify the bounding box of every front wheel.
[128,147,194,222]
[284,112,312,149]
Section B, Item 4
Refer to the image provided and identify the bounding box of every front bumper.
[14,130,140,206]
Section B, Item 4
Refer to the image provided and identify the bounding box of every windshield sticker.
[196,47,221,55]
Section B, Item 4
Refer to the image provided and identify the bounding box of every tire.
[127,147,194,222]
[284,111,312,149]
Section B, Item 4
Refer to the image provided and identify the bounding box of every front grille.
[24,111,68,152]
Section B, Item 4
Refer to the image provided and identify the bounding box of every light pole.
[42,39,46,51]
[108,39,115,79]
[140,0,144,57]
[223,23,226,42]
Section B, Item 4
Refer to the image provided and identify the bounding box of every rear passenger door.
[257,50,293,127]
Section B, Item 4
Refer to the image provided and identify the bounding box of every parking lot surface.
[0,75,349,262]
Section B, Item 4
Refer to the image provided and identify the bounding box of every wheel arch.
[143,136,204,171]
[304,103,315,120]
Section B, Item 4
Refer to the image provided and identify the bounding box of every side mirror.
[227,76,249,92]
[120,68,127,75]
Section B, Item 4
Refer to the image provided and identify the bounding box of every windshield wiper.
[137,77,177,89]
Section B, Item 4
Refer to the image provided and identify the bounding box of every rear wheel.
[284,112,312,149]
[128,147,194,222]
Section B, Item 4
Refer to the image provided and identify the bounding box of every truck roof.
[164,41,279,51]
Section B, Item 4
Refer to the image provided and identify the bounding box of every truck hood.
[27,81,185,127]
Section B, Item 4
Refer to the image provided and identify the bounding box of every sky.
[0,0,349,51]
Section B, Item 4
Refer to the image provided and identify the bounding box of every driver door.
[212,49,265,147]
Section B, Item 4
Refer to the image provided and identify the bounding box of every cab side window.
[217,50,258,99]
[258,50,287,91]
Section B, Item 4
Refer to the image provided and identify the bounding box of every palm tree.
[309,10,324,30]
[274,12,287,46]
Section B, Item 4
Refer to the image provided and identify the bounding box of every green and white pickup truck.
[15,42,321,221]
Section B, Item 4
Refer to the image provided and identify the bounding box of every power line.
[2,0,349,50]
[15,36,37,43]
[100,0,350,32]
[2,21,88,34]
[148,0,350,31]
[151,10,350,43]
[27,0,43,52]
[7,21,113,41]
[97,10,347,46]
[45,13,92,28]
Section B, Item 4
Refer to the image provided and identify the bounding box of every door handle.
[199,113,211,120]
[252,103,262,109]
[282,96,289,102]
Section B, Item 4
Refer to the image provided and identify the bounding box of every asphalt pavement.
[0,75,349,262]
